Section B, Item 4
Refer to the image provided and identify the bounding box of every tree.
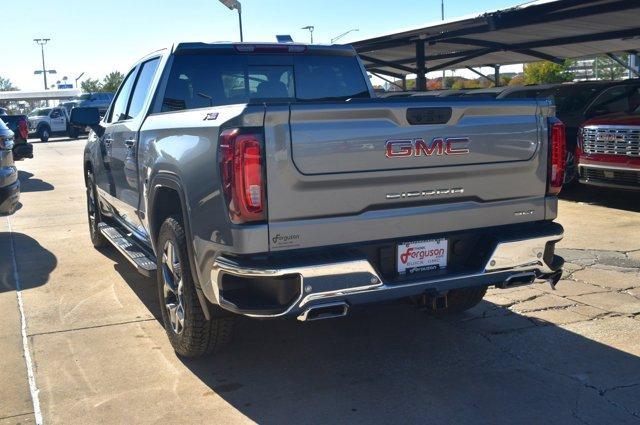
[592,55,628,80]
[427,79,442,90]
[0,77,17,91]
[508,75,525,86]
[81,78,102,93]
[523,61,572,84]
[102,71,124,93]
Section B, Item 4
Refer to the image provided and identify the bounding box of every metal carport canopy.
[351,0,640,84]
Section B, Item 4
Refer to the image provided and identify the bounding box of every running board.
[98,222,157,277]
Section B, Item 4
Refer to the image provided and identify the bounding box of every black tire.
[68,126,79,139]
[86,172,107,248]
[37,124,50,142]
[156,217,234,357]
[431,286,488,316]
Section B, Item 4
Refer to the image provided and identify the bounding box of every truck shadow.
[561,184,640,213]
[0,231,56,292]
[101,246,162,320]
[103,248,640,423]
[177,302,640,424]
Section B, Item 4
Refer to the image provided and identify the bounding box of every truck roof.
[172,42,357,56]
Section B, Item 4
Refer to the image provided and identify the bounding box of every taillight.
[547,118,566,195]
[18,119,28,140]
[219,129,265,223]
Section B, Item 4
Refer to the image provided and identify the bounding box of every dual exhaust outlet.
[296,271,559,321]
[297,302,349,322]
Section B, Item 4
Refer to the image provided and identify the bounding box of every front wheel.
[38,125,50,142]
[86,172,107,248]
[156,217,234,357]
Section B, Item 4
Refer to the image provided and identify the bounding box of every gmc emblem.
[385,137,470,158]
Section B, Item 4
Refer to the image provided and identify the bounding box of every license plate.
[397,238,448,275]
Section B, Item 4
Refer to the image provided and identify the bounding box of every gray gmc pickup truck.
[71,42,566,357]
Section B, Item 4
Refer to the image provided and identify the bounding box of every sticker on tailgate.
[397,239,448,275]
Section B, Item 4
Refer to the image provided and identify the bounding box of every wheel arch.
[148,173,212,320]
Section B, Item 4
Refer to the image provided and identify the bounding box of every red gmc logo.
[385,137,470,158]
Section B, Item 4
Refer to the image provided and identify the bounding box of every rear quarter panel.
[138,105,267,284]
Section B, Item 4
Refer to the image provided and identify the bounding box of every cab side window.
[107,68,138,123]
[50,108,61,118]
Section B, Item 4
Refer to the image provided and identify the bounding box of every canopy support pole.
[606,53,640,78]
[465,67,496,84]
[416,40,427,91]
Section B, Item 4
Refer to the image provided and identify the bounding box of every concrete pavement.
[1,138,639,424]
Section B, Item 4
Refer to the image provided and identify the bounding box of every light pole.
[34,38,56,90]
[218,0,243,42]
[75,72,85,89]
[330,29,359,44]
[301,26,314,44]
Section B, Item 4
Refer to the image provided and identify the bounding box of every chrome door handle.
[124,138,136,147]
[104,138,114,146]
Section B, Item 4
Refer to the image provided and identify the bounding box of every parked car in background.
[69,93,114,115]
[461,87,506,99]
[577,109,640,190]
[27,107,74,142]
[0,115,33,160]
[73,42,565,357]
[544,80,640,183]
[0,119,20,214]
[412,89,466,97]
[496,84,558,100]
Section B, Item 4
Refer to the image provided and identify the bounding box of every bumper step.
[98,222,157,277]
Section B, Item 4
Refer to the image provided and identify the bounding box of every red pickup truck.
[577,112,640,190]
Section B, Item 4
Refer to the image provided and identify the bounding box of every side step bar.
[98,222,157,277]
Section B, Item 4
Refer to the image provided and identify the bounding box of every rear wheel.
[68,126,79,139]
[429,286,488,316]
[86,172,107,248]
[157,217,234,357]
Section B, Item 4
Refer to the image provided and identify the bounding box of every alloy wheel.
[162,240,185,334]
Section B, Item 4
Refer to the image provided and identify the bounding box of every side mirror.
[70,107,103,135]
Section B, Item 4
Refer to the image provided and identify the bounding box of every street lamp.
[75,72,85,89]
[301,26,314,44]
[218,0,243,42]
[34,38,56,90]
[330,28,359,44]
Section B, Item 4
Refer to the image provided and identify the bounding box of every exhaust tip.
[496,272,536,289]
[297,302,349,322]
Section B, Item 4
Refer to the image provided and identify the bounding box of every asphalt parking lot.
[1,137,639,424]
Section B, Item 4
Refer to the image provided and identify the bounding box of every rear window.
[161,52,369,111]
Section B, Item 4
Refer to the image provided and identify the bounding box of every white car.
[27,107,72,142]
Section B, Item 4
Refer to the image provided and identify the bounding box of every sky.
[5,0,525,91]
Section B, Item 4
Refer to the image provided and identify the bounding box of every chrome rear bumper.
[207,230,563,319]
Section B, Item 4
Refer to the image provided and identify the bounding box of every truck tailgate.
[264,100,550,251]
